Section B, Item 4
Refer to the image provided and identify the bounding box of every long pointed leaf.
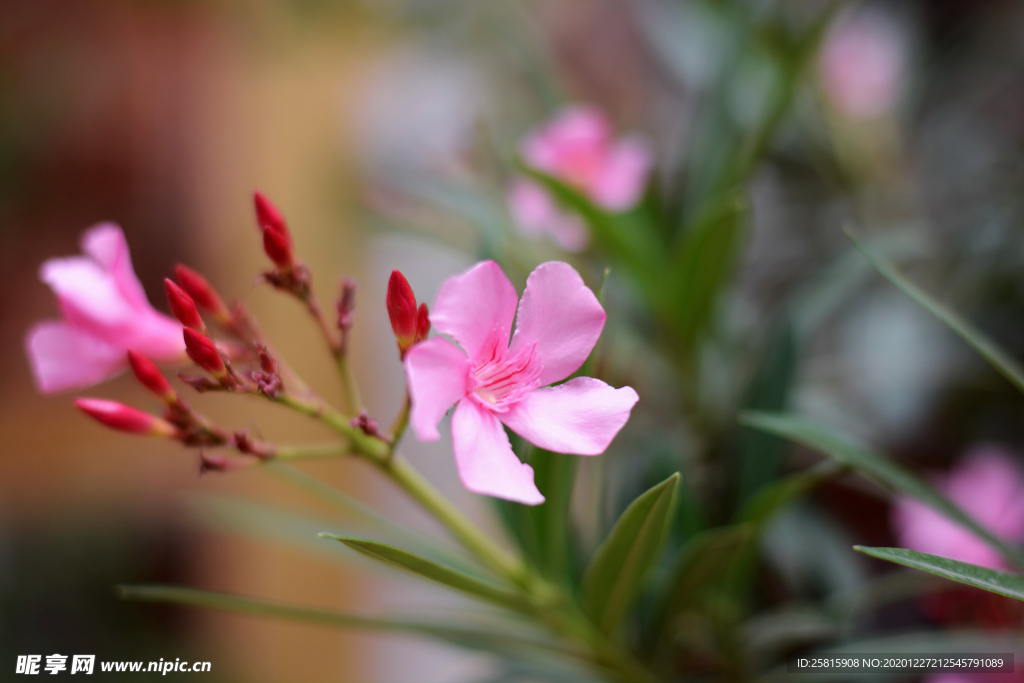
[849,230,1024,395]
[740,412,1024,569]
[854,546,1024,602]
[735,316,798,508]
[118,584,579,660]
[582,473,680,632]
[186,493,487,578]
[665,191,749,351]
[518,165,664,292]
[735,461,843,527]
[322,536,526,612]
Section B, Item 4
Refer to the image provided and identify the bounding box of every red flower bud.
[183,328,226,377]
[165,279,206,333]
[254,191,294,267]
[174,265,229,321]
[75,398,176,436]
[415,302,430,342]
[127,350,175,401]
[387,270,418,344]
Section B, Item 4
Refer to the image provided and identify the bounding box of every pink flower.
[818,9,906,119]
[892,446,1024,570]
[404,260,639,505]
[509,105,652,252]
[25,223,185,393]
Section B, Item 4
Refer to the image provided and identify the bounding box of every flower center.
[470,332,540,412]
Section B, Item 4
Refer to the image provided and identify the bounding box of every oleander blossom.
[818,9,906,119]
[25,223,185,393]
[509,105,652,252]
[891,446,1024,570]
[404,260,639,504]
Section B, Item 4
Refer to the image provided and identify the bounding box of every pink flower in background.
[25,223,185,393]
[404,260,639,504]
[891,446,1024,570]
[509,105,652,252]
[818,9,907,119]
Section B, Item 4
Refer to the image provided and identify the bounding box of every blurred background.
[4,0,1024,681]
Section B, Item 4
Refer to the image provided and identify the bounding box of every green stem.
[387,393,411,455]
[272,392,388,461]
[274,442,352,460]
[337,353,363,414]
[380,454,528,584]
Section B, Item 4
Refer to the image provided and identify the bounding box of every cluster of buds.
[386,270,430,359]
[69,191,437,477]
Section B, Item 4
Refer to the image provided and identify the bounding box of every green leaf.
[849,230,1024,396]
[517,448,578,584]
[518,164,664,291]
[321,536,526,612]
[734,316,798,508]
[740,412,1024,569]
[854,547,1024,602]
[664,191,749,353]
[118,584,579,660]
[735,461,842,527]
[582,472,680,632]
[662,524,754,612]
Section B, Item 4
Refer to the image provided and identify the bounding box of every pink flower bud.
[164,279,206,333]
[337,278,357,331]
[254,191,294,268]
[415,302,430,343]
[127,350,175,401]
[174,265,230,321]
[387,270,418,354]
[75,398,176,436]
[183,328,226,377]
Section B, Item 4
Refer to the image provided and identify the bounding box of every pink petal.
[508,180,555,238]
[507,180,590,253]
[522,105,611,173]
[80,223,149,311]
[405,337,471,441]
[945,447,1024,540]
[451,398,544,505]
[892,495,1004,570]
[41,257,136,332]
[124,311,186,359]
[430,260,519,361]
[509,262,606,386]
[499,377,638,456]
[25,321,127,393]
[590,135,652,211]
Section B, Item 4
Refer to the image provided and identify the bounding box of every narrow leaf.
[663,524,754,612]
[735,461,842,527]
[322,535,526,611]
[582,472,680,632]
[118,584,578,659]
[186,493,488,579]
[519,448,578,584]
[735,316,798,508]
[740,412,1024,569]
[519,165,664,292]
[854,546,1024,602]
[849,230,1024,395]
[665,191,749,351]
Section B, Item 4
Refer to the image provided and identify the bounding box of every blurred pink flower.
[404,260,639,504]
[25,223,185,393]
[818,10,906,119]
[891,446,1024,570]
[509,105,652,252]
